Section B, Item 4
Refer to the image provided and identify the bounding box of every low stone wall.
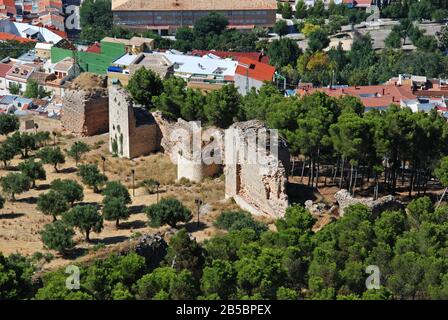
[334,189,404,216]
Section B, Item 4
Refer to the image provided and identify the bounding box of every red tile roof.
[86,42,101,53]
[0,32,37,43]
[0,63,12,77]
[0,0,16,15]
[191,50,270,64]
[297,85,416,109]
[235,57,276,82]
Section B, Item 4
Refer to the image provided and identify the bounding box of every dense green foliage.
[0,172,30,201]
[127,68,163,108]
[79,0,113,43]
[145,198,192,228]
[63,205,103,241]
[67,141,90,166]
[37,190,69,221]
[0,253,35,299]
[214,211,268,235]
[18,159,46,188]
[50,179,84,207]
[0,40,35,60]
[78,164,108,193]
[30,197,448,300]
[37,147,65,172]
[39,221,75,254]
[0,114,19,136]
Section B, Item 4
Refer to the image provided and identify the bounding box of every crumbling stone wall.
[225,121,290,218]
[109,85,160,158]
[334,189,404,216]
[152,112,223,183]
[62,88,109,136]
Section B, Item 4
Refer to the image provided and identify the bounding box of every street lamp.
[34,123,38,135]
[195,198,203,228]
[74,141,79,166]
[52,131,57,148]
[155,181,160,203]
[101,155,106,174]
[131,169,135,197]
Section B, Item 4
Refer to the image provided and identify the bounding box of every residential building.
[234,57,276,95]
[5,63,35,92]
[102,36,155,54]
[107,52,173,86]
[297,84,417,111]
[0,31,36,43]
[191,50,270,63]
[38,10,65,32]
[35,42,53,59]
[342,0,373,9]
[0,62,12,94]
[162,51,238,91]
[0,0,16,16]
[112,0,277,34]
[0,18,63,43]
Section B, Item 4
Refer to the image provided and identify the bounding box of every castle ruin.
[109,85,161,158]
[108,86,290,217]
[61,73,109,136]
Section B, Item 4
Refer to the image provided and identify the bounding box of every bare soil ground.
[0,115,245,270]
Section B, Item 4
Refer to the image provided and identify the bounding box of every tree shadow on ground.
[129,205,146,214]
[119,220,146,230]
[35,183,51,191]
[287,182,319,205]
[63,247,88,260]
[78,201,100,207]
[0,212,25,219]
[183,221,208,233]
[59,167,77,174]
[92,235,128,245]
[16,196,37,204]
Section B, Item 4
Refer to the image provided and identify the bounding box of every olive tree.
[78,164,107,193]
[145,198,192,228]
[63,205,103,241]
[37,190,69,221]
[0,173,30,201]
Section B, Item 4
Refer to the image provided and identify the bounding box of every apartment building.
[112,0,277,34]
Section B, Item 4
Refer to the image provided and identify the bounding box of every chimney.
[382,88,385,95]
[392,96,396,102]
[342,88,345,94]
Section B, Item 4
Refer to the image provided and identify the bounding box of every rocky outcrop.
[334,189,404,216]
[133,233,168,269]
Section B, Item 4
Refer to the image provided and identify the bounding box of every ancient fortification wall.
[61,73,109,136]
[107,88,290,218]
[224,121,290,218]
[109,85,160,158]
[152,112,223,183]
[62,89,109,136]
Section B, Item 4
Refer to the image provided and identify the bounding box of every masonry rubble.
[334,189,404,216]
